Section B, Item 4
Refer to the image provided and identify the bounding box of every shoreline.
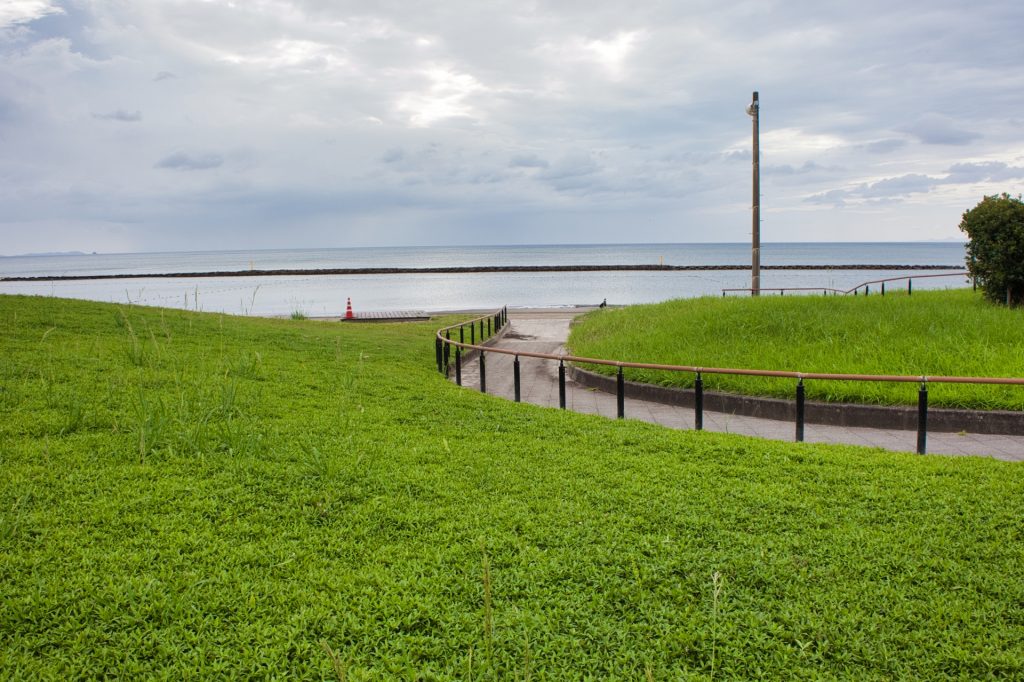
[1,263,964,282]
[294,305,604,321]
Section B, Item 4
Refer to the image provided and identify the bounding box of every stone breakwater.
[1,264,962,282]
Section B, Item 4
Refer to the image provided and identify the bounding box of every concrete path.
[454,311,1024,462]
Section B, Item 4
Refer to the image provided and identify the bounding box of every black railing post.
[455,348,462,386]
[479,352,486,393]
[616,366,625,419]
[917,381,928,454]
[795,379,805,442]
[470,322,475,345]
[908,278,912,296]
[694,372,704,431]
[487,317,491,337]
[479,319,484,340]
[435,337,443,373]
[558,360,566,409]
[513,356,521,402]
[444,330,451,373]
[865,284,869,296]
[881,281,886,296]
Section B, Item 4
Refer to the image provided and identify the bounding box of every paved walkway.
[453,312,1024,462]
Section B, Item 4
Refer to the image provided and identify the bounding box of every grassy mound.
[568,289,1024,410]
[1,294,1022,678]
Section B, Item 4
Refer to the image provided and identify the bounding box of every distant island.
[2,251,94,258]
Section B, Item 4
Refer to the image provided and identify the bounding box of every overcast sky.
[1,0,1022,255]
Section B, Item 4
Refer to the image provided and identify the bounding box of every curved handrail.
[435,304,1024,387]
[722,270,971,296]
[434,302,1021,454]
[436,309,505,336]
[850,270,970,291]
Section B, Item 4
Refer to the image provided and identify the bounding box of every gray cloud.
[806,173,942,206]
[155,152,224,171]
[509,154,549,169]
[153,71,176,81]
[536,153,603,193]
[945,161,1024,183]
[807,173,942,206]
[901,113,982,146]
[805,160,1024,207]
[0,93,19,122]
[860,174,936,198]
[804,189,851,206]
[861,139,907,154]
[93,109,141,122]
[763,161,842,176]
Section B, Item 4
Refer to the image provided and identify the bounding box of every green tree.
[959,193,1024,306]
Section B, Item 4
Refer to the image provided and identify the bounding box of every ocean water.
[0,243,969,316]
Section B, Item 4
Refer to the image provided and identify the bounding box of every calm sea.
[0,243,969,316]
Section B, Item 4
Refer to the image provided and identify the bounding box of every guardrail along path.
[457,311,1024,462]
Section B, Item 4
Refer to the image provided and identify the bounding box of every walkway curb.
[569,365,1024,436]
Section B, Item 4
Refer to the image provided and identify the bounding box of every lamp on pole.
[746,91,760,296]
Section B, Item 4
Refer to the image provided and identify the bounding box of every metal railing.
[722,271,972,297]
[435,304,1024,455]
[434,308,510,391]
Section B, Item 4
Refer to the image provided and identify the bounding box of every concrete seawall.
[2,263,962,282]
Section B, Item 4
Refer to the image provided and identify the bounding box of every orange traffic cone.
[344,297,354,320]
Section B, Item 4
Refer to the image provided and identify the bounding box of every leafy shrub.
[960,193,1024,305]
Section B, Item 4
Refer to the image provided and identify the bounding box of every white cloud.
[396,66,489,127]
[730,128,846,158]
[218,38,351,73]
[0,1,62,29]
[581,30,644,80]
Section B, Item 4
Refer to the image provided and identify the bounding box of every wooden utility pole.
[747,91,761,296]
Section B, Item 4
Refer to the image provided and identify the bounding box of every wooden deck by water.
[339,310,431,322]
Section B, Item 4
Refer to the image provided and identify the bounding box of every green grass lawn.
[1,294,1023,679]
[568,289,1024,410]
